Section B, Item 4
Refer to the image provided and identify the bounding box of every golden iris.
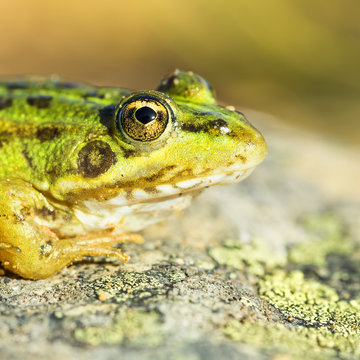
[117,96,169,142]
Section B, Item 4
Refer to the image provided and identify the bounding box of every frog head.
[52,70,267,206]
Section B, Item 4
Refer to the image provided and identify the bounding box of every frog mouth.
[74,168,254,234]
[107,168,254,206]
[174,167,254,190]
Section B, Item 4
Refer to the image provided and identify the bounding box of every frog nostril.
[135,106,157,125]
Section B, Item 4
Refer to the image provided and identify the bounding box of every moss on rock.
[288,214,354,267]
[210,213,360,358]
[74,309,163,347]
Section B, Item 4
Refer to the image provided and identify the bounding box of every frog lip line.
[99,168,254,207]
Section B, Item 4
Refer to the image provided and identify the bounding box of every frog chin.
[69,168,253,235]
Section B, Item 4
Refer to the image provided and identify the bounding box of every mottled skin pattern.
[0,70,266,279]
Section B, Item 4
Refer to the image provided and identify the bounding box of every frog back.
[0,79,129,190]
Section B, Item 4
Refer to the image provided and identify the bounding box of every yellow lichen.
[74,309,162,346]
[289,214,354,267]
[216,213,360,358]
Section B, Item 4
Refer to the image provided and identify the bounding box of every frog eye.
[116,94,171,142]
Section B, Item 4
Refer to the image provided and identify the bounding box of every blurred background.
[0,0,359,145]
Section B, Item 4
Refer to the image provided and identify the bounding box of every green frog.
[0,70,267,279]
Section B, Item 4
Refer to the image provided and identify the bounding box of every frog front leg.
[0,180,142,279]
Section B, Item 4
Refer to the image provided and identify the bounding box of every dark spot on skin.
[211,119,231,135]
[143,173,161,183]
[125,189,134,201]
[77,140,117,178]
[228,130,245,139]
[7,82,27,90]
[179,114,231,135]
[172,168,194,179]
[99,105,116,130]
[112,165,177,189]
[143,165,177,183]
[179,123,203,133]
[55,82,79,89]
[27,95,53,109]
[83,91,105,99]
[22,149,33,167]
[36,126,60,142]
[235,154,247,163]
[35,206,56,221]
[143,187,161,194]
[0,98,13,110]
[122,147,136,158]
[192,111,214,116]
[20,206,31,219]
[211,119,228,129]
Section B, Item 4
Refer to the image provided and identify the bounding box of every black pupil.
[135,106,157,124]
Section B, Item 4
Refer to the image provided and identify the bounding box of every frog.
[0,70,267,279]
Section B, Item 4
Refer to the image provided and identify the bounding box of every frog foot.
[0,180,145,279]
[49,232,144,264]
[0,231,143,280]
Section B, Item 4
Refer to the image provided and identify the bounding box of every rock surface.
[1,112,359,360]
